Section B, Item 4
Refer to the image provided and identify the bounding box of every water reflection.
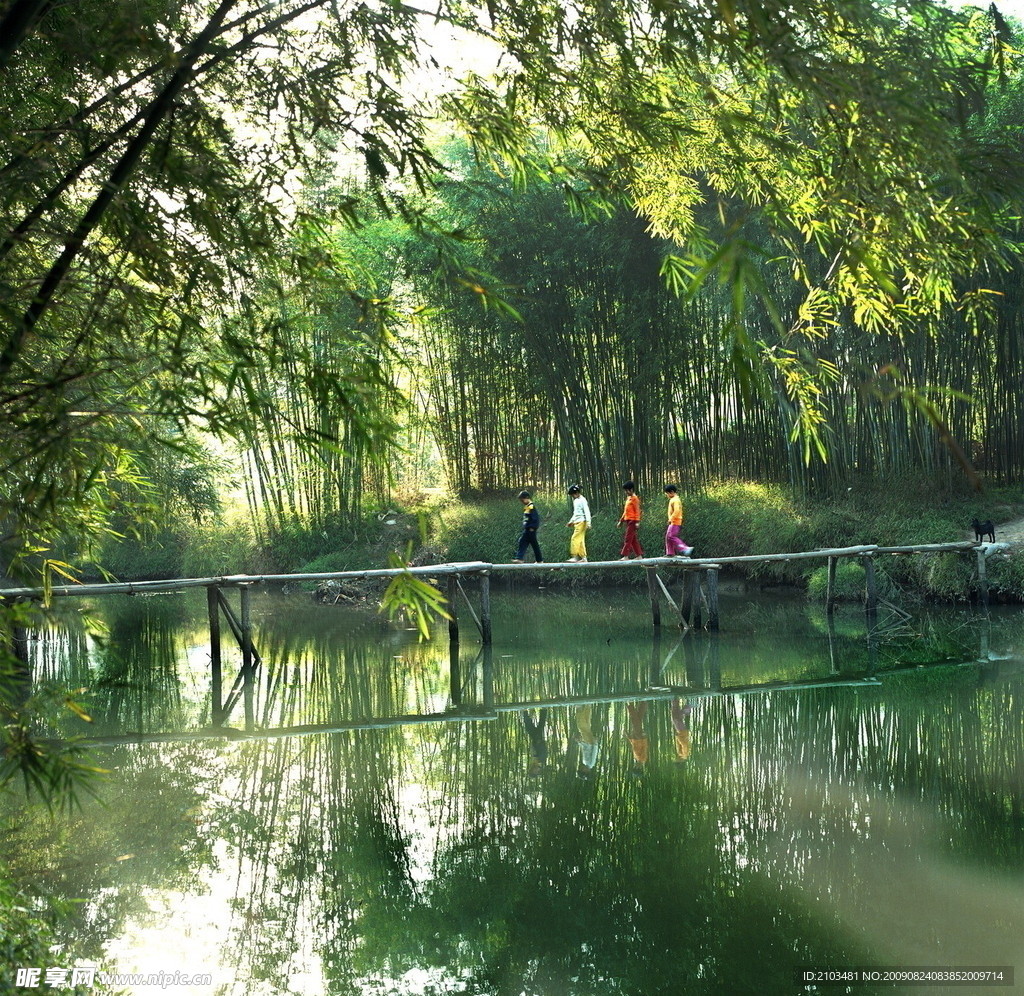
[4,590,1024,994]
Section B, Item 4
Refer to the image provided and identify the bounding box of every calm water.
[5,583,1024,995]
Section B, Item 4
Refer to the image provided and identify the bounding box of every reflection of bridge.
[59,657,896,747]
[4,540,998,730]
[54,608,1017,747]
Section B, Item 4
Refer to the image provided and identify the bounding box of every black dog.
[972,517,996,543]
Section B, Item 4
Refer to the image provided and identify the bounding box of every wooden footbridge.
[1,540,1002,728]
[1,540,1001,639]
[0,538,1001,632]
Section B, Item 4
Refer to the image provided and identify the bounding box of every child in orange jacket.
[617,480,644,559]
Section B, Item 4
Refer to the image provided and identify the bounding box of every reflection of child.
[513,490,543,563]
[625,701,649,776]
[617,480,644,559]
[671,699,692,762]
[575,705,600,778]
[521,709,548,777]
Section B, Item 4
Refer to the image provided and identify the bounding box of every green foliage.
[180,519,260,579]
[0,875,71,989]
[0,643,107,814]
[96,527,187,581]
[379,544,451,640]
[0,3,417,582]
[807,561,864,602]
[921,552,976,602]
[988,553,1024,599]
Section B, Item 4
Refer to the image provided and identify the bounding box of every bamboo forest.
[4,0,1024,993]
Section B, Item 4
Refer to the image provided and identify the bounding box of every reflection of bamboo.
[145,664,1024,986]
[78,596,190,733]
[218,724,415,978]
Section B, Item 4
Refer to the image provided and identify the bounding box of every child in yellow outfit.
[663,483,693,557]
[566,484,591,561]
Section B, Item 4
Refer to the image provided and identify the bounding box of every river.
[3,583,1023,995]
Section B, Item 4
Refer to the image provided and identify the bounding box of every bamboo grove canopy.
[1,0,1023,575]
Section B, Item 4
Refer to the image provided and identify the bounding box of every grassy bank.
[429,480,1024,603]
[92,479,1024,603]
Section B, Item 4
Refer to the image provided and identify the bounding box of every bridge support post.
[826,556,837,616]
[975,548,990,608]
[862,554,878,612]
[207,585,223,725]
[645,568,661,628]
[480,572,492,645]
[240,585,254,731]
[706,568,720,631]
[447,575,460,644]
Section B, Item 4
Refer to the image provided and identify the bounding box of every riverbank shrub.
[91,504,419,581]
[687,481,803,559]
[986,552,1024,602]
[920,552,976,602]
[806,560,900,603]
[0,875,57,980]
[181,518,260,578]
[806,561,866,602]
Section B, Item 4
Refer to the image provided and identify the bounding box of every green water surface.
[4,584,1023,995]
